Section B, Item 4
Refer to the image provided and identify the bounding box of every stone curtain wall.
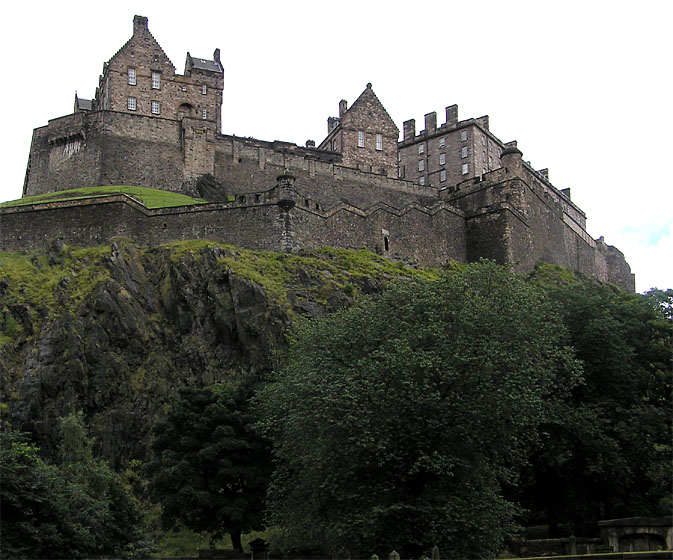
[0,193,466,268]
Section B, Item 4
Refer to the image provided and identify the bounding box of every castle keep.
[4,16,634,291]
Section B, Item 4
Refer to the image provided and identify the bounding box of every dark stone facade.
[12,15,635,292]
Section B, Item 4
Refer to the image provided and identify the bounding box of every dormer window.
[128,68,136,85]
[152,71,161,89]
[202,84,207,95]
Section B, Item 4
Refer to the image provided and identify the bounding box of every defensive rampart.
[2,180,466,268]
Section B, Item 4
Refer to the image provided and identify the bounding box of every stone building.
[8,15,635,292]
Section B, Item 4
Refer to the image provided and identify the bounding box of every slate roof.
[191,57,222,73]
[76,98,93,111]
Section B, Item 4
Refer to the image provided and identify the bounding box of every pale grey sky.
[2,0,670,291]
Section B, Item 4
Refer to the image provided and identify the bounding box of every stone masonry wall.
[399,115,504,189]
[0,189,465,268]
[94,16,223,130]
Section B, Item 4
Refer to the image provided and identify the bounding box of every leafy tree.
[1,431,76,559]
[516,281,673,535]
[148,382,271,551]
[257,262,581,559]
[0,414,143,559]
[57,413,145,557]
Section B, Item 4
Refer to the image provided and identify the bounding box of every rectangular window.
[151,100,160,115]
[439,137,445,148]
[483,152,487,162]
[418,144,424,155]
[376,134,382,151]
[419,176,425,186]
[440,169,446,182]
[439,153,446,165]
[461,146,468,159]
[202,109,207,119]
[202,84,207,95]
[399,165,405,178]
[418,160,425,172]
[482,136,486,146]
[460,130,468,142]
[127,97,137,111]
[128,68,136,85]
[358,130,365,147]
[462,163,469,175]
[152,71,161,89]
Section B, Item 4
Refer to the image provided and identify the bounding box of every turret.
[277,172,296,211]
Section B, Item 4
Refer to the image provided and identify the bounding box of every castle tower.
[318,83,399,177]
[91,16,223,130]
[398,104,503,188]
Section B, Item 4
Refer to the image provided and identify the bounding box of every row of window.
[127,97,207,119]
[417,130,469,155]
[127,68,208,94]
[357,131,383,151]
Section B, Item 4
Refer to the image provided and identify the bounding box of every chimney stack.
[133,15,148,34]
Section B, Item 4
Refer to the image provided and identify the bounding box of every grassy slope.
[0,186,206,209]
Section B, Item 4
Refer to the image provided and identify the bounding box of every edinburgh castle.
[2,15,635,291]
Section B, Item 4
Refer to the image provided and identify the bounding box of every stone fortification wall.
[24,111,185,197]
[18,107,634,290]
[0,196,284,255]
[289,200,465,266]
[439,151,634,290]
[24,113,102,197]
[0,184,464,268]
[97,112,184,190]
[214,135,434,211]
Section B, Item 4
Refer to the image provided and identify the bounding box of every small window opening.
[384,236,389,252]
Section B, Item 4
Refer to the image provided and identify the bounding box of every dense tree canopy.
[257,262,582,558]
[515,282,673,535]
[148,382,271,551]
[0,414,143,559]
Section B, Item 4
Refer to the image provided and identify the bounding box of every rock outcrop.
[0,241,426,466]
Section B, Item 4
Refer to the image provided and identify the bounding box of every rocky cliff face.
[1,240,430,466]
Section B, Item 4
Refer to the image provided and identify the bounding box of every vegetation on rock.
[1,241,670,558]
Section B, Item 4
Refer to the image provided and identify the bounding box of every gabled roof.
[107,16,176,74]
[344,83,399,135]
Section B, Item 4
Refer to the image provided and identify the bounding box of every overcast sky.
[2,0,670,292]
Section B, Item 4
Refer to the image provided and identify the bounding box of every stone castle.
[3,16,634,291]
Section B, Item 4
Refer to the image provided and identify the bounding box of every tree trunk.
[230,529,243,553]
